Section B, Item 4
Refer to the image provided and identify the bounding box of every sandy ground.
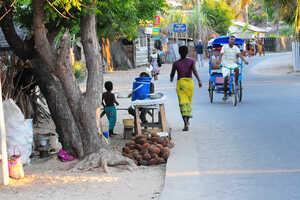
[0,64,171,200]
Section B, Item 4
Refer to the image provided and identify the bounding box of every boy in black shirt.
[102,81,119,137]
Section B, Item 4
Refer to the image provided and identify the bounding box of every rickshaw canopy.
[207,36,244,49]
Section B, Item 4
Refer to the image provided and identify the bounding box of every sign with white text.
[173,24,187,33]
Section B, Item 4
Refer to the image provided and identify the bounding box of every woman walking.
[149,48,161,80]
[170,46,202,131]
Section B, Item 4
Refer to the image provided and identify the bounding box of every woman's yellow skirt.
[176,78,194,117]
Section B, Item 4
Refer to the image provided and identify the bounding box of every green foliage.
[262,0,297,26]
[13,0,167,42]
[269,33,277,38]
[14,0,33,33]
[200,0,233,35]
[279,25,294,36]
[95,0,167,40]
[72,61,86,82]
[242,23,249,33]
[186,8,198,38]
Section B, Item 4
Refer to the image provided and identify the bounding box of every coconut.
[149,145,158,153]
[150,153,159,159]
[140,149,149,155]
[151,137,159,143]
[153,146,161,154]
[157,157,166,164]
[143,153,151,161]
[156,144,164,150]
[157,137,164,144]
[136,138,146,145]
[135,144,143,151]
[128,144,136,150]
[136,154,143,162]
[132,150,140,159]
[149,158,159,165]
[123,147,131,154]
[135,135,146,141]
[142,143,150,151]
[139,160,149,166]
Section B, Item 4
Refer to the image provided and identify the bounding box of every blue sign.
[173,24,187,33]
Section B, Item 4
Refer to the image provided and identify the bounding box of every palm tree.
[294,0,300,35]
[239,0,252,23]
[228,0,252,23]
[180,0,196,9]
[262,0,297,36]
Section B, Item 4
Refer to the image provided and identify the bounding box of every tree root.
[71,148,137,172]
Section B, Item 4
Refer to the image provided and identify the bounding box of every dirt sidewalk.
[0,65,172,200]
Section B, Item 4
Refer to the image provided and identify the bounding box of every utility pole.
[197,0,201,40]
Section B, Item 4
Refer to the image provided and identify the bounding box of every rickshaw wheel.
[238,82,242,102]
[232,84,237,106]
[209,80,214,103]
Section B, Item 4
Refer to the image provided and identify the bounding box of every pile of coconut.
[122,133,174,166]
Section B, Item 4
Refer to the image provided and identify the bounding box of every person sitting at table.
[128,72,154,134]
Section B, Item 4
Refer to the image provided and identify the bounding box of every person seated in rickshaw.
[210,46,222,75]
[217,35,249,101]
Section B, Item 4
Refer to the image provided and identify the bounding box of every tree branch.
[80,9,103,105]
[33,0,57,71]
[56,30,82,111]
[0,2,34,60]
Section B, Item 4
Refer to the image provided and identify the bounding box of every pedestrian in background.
[128,72,154,135]
[194,39,204,69]
[251,39,257,56]
[257,38,263,56]
[149,48,161,80]
[170,46,202,131]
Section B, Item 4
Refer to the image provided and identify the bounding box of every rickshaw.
[207,36,244,106]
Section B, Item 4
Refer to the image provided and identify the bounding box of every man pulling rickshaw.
[207,35,249,106]
[217,35,249,101]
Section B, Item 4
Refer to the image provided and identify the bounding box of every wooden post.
[0,75,9,185]
[133,39,136,68]
[96,104,103,136]
[135,106,142,135]
[186,24,188,45]
[159,104,168,132]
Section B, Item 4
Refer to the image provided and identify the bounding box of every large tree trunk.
[3,0,135,170]
[242,5,249,23]
[79,9,103,155]
[33,0,103,157]
[31,58,84,157]
[0,2,84,157]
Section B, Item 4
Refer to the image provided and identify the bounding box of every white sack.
[0,99,33,164]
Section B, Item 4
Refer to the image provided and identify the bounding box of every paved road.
[158,52,300,200]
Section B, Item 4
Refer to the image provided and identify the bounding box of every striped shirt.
[220,44,240,68]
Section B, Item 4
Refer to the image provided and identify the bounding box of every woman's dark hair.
[139,72,150,77]
[104,81,113,91]
[179,46,188,59]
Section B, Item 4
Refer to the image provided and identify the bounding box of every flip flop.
[182,127,189,132]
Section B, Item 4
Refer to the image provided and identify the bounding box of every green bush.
[72,61,86,82]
